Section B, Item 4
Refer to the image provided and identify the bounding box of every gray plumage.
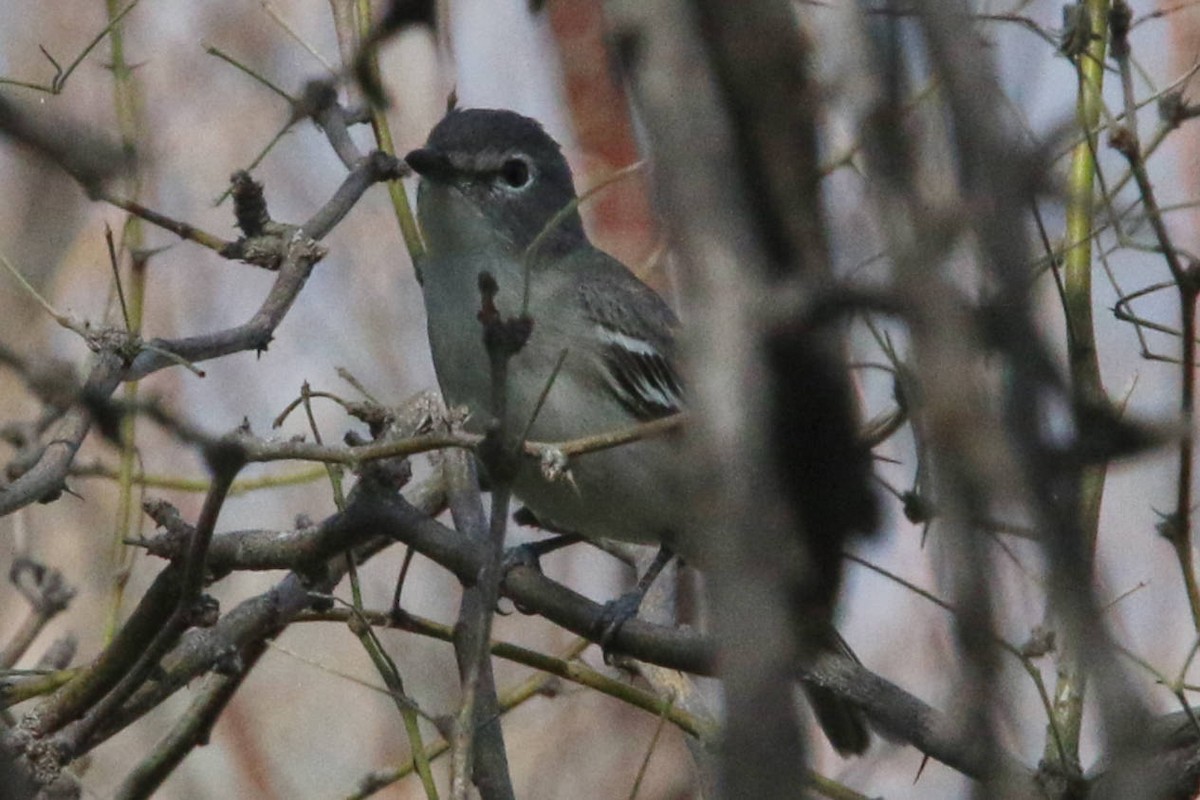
[409,108,683,546]
[406,108,870,756]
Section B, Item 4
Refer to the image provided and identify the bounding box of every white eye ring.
[499,158,531,189]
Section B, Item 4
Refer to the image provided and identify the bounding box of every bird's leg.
[512,504,574,534]
[503,506,585,573]
[595,545,675,656]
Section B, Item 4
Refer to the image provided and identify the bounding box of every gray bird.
[405,107,869,756]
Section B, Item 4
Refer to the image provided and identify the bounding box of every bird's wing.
[573,252,683,421]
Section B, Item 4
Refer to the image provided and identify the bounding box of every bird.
[405,107,870,755]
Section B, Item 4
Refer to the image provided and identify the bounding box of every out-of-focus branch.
[15,561,181,740]
[0,95,133,195]
[0,356,124,514]
[605,0,844,793]
[0,559,76,670]
[0,0,142,95]
[112,640,267,800]
[916,1,1161,796]
[854,5,1011,778]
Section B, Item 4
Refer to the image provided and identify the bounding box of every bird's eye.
[500,158,530,189]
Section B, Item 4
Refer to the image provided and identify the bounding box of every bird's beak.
[404,147,455,182]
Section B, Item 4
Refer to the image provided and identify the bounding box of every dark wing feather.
[574,253,683,421]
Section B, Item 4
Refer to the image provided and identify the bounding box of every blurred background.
[1,1,1199,797]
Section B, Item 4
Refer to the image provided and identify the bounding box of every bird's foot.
[594,590,645,662]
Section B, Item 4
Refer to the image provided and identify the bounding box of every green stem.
[1044,0,1111,774]
[353,0,424,261]
[104,0,148,644]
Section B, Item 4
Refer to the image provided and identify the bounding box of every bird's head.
[405,108,586,256]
